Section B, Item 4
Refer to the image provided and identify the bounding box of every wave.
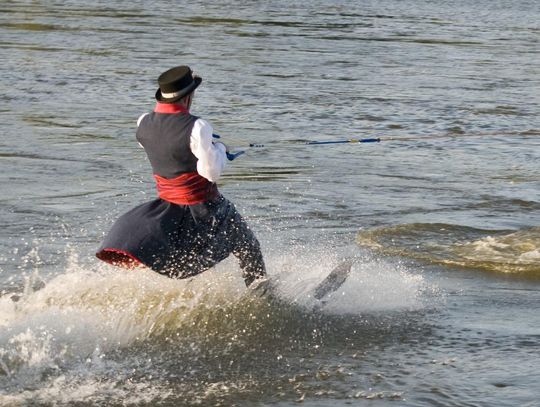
[357,223,540,276]
[0,247,428,404]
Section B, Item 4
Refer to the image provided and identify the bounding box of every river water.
[1,0,539,406]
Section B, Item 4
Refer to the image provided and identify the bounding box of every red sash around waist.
[154,172,219,205]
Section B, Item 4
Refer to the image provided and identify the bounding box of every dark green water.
[1,0,539,405]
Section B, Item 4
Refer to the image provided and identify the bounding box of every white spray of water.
[0,245,430,405]
[0,257,242,404]
[268,248,426,313]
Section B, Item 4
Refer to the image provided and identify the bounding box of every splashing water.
[0,243,429,405]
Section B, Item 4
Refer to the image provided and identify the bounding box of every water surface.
[1,0,539,405]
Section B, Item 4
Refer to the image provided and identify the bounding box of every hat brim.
[155,76,202,104]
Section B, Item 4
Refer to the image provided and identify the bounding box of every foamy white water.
[0,249,429,405]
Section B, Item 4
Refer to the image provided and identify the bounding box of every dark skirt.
[96,195,265,285]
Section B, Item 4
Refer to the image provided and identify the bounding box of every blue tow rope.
[305,138,381,145]
[214,135,381,161]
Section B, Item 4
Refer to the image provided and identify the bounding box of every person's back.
[137,110,199,179]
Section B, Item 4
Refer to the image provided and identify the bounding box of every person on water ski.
[96,65,266,287]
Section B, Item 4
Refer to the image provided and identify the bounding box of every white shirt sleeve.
[137,113,149,148]
[190,118,227,182]
[137,113,149,127]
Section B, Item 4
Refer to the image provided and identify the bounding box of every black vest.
[136,112,199,179]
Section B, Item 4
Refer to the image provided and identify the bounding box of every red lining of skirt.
[96,248,144,269]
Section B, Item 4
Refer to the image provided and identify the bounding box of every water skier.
[96,65,266,287]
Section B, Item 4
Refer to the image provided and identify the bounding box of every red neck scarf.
[154,102,189,114]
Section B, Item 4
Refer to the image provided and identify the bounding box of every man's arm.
[190,119,227,182]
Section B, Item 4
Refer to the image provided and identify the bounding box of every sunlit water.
[1,0,539,405]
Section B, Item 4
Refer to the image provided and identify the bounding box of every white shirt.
[189,118,226,182]
[137,114,227,183]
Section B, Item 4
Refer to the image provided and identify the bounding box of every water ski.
[313,259,353,301]
[249,259,353,303]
